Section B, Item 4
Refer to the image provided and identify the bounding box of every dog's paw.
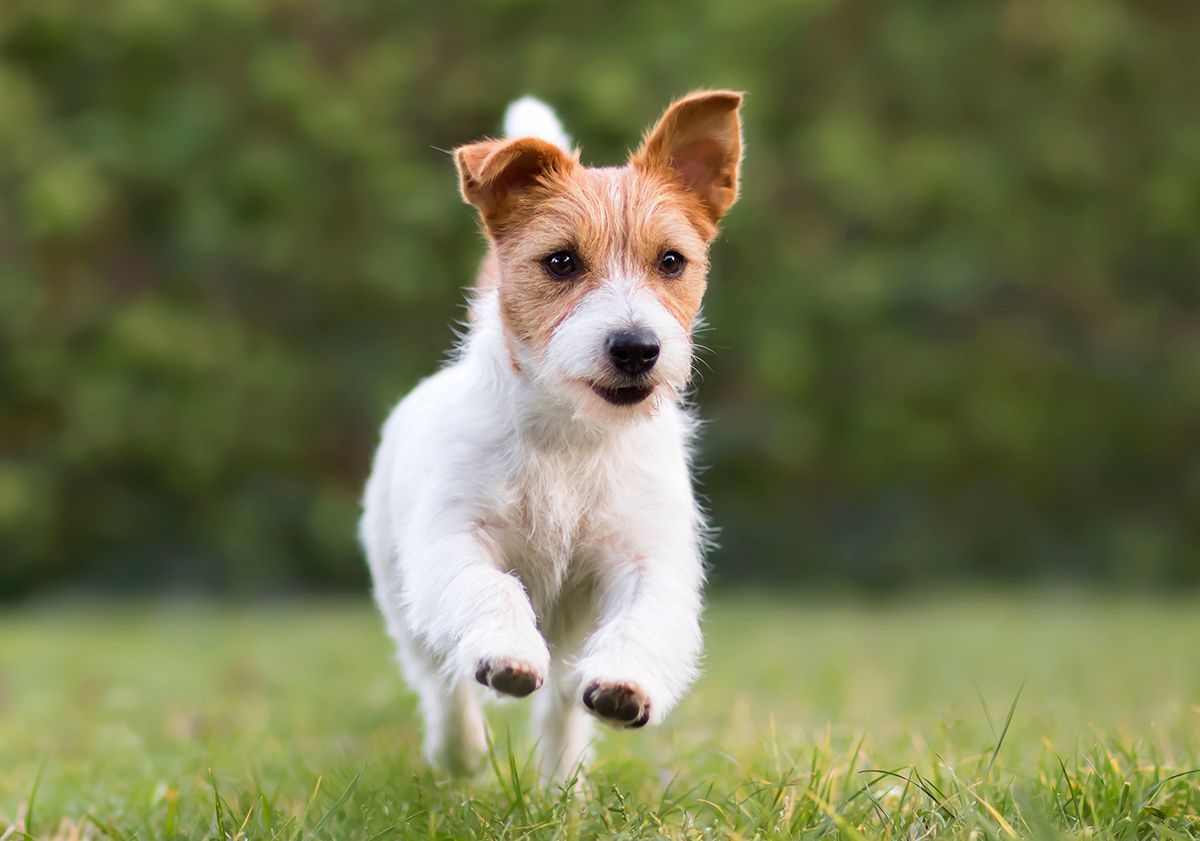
[582,680,651,729]
[475,656,544,698]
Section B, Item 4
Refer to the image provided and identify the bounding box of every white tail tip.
[503,96,571,151]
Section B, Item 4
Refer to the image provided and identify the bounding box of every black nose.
[606,328,660,376]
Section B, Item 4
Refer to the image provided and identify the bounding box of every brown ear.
[455,137,573,224]
[632,90,743,224]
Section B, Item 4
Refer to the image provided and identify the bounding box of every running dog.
[360,91,743,782]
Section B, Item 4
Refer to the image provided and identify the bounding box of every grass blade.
[306,771,362,840]
[986,680,1025,777]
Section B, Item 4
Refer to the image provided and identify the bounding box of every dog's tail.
[503,96,571,151]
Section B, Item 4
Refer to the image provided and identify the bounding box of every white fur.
[503,95,572,151]
[360,105,706,785]
[531,271,694,412]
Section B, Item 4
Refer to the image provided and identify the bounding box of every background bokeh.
[2,0,1198,598]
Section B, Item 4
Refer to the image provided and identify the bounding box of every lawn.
[1,594,1198,839]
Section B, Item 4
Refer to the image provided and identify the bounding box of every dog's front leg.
[574,546,703,729]
[404,530,549,697]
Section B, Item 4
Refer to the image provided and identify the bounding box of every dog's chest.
[492,444,617,611]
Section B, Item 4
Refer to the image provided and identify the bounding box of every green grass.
[1,595,1198,839]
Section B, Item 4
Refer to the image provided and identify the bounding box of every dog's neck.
[460,289,661,453]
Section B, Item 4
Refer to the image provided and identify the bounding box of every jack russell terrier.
[361,90,743,782]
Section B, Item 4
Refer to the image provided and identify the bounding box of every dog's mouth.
[589,381,655,406]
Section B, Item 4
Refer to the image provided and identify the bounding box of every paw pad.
[474,657,543,698]
[582,680,651,728]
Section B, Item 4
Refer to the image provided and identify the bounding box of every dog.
[360,91,743,782]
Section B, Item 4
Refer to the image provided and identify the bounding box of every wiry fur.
[360,91,743,783]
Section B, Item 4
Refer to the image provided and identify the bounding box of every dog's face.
[455,91,743,421]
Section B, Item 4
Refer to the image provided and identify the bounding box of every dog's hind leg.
[534,609,597,786]
[361,472,488,774]
[393,620,487,776]
[534,667,594,786]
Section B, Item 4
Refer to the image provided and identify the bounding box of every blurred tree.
[1,0,1198,597]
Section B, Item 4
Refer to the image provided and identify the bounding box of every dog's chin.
[562,378,666,421]
[589,381,655,407]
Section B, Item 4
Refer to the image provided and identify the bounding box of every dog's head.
[455,91,743,421]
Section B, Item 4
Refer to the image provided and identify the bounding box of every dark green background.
[3,0,1198,597]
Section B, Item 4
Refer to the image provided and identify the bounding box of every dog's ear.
[632,90,743,226]
[455,137,574,226]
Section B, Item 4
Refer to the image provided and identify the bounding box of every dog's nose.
[606,328,660,376]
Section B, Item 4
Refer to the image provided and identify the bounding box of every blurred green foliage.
[2,0,1199,597]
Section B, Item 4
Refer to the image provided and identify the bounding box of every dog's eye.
[658,250,686,278]
[542,250,580,279]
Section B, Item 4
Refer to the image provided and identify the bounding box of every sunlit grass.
[1,595,1198,839]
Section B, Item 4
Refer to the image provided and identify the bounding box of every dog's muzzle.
[592,328,659,405]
